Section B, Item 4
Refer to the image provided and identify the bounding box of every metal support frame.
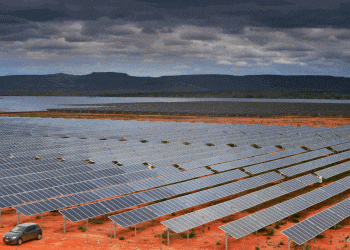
[187,230,189,249]
[202,224,204,233]
[113,223,117,239]
[183,209,185,215]
[63,217,67,234]
[104,214,107,221]
[288,238,292,250]
[167,227,170,246]
[135,226,137,250]
[41,214,43,227]
[86,219,89,242]
[151,219,153,226]
[225,233,228,250]
[16,211,20,225]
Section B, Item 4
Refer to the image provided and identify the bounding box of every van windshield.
[10,226,25,233]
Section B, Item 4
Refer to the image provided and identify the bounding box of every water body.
[0,96,349,112]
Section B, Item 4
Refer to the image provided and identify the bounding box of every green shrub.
[216,241,220,245]
[279,241,284,245]
[316,234,325,238]
[274,224,280,229]
[94,219,103,224]
[292,218,299,223]
[77,225,84,230]
[255,247,260,250]
[258,227,266,232]
[181,231,197,238]
[82,228,87,232]
[267,227,275,236]
[293,213,300,218]
[267,236,270,239]
[119,236,125,240]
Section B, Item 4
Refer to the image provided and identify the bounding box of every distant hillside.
[0,73,350,99]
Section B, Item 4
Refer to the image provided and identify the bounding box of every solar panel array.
[109,172,284,227]
[279,151,350,177]
[282,197,350,245]
[161,174,319,233]
[315,162,350,179]
[14,167,212,216]
[210,148,305,172]
[244,148,331,175]
[59,169,247,222]
[219,176,350,239]
[0,116,348,230]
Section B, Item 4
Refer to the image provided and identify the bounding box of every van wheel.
[37,233,42,240]
[17,238,23,245]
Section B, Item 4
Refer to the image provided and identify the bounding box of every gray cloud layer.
[1,0,350,76]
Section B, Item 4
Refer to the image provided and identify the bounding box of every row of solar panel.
[0,166,182,208]
[15,167,214,216]
[315,162,350,179]
[244,148,331,175]
[282,197,350,245]
[161,174,320,233]
[219,175,350,239]
[1,167,208,210]
[279,151,350,177]
[57,169,247,222]
[109,172,284,227]
[178,146,279,170]
[211,147,306,172]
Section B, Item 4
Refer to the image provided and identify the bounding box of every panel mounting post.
[41,214,43,228]
[104,214,107,221]
[167,227,170,246]
[187,230,189,249]
[225,233,228,250]
[63,216,67,234]
[151,219,154,226]
[113,223,117,239]
[202,224,204,233]
[86,219,89,243]
[16,211,20,225]
[288,238,292,250]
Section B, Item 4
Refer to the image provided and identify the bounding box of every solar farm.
[0,115,350,249]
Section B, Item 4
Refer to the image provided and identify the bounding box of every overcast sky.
[2,0,350,77]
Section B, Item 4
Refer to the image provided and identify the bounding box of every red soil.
[0,111,349,250]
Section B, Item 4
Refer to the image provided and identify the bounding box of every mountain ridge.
[1,73,349,98]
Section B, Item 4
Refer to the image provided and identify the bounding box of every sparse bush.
[82,228,87,232]
[119,236,125,240]
[267,227,275,236]
[180,231,196,238]
[216,241,220,245]
[316,234,325,238]
[293,213,300,218]
[108,234,115,238]
[267,236,270,239]
[274,224,280,229]
[258,227,266,232]
[77,225,84,230]
[292,218,299,223]
[94,219,103,225]
[255,247,260,250]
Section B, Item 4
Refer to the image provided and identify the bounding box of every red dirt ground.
[0,111,349,250]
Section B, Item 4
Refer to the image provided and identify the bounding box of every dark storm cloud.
[2,0,350,77]
[180,32,219,41]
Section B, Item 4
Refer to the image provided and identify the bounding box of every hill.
[1,73,350,98]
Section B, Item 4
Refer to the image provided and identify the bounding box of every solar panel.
[219,176,350,239]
